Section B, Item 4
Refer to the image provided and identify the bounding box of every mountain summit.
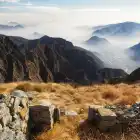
[86,36,111,46]
[92,22,140,37]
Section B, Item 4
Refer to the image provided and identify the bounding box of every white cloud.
[0,0,20,2]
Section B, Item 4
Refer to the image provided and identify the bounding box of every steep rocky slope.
[0,34,104,84]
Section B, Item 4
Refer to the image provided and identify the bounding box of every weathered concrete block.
[88,105,117,132]
[29,103,60,133]
[98,108,116,121]
[98,120,117,131]
[88,105,103,121]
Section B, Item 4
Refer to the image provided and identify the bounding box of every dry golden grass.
[35,116,140,140]
[1,81,140,110]
[0,81,140,140]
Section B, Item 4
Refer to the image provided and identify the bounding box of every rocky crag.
[0,35,105,84]
[0,90,29,140]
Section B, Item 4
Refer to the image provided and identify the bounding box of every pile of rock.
[0,90,29,140]
[88,103,140,132]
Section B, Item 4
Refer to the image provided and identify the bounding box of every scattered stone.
[65,110,78,116]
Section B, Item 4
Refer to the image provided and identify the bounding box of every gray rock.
[0,103,11,127]
[0,91,29,140]
[11,90,28,98]
[0,128,15,140]
[65,110,78,116]
[29,103,59,133]
[15,131,27,140]
[0,124,2,131]
[9,119,21,131]
[88,105,103,121]
[13,97,21,113]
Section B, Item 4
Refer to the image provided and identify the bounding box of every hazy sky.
[0,0,140,7]
[0,0,140,38]
[0,0,140,40]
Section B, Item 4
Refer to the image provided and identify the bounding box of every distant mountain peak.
[0,22,24,30]
[92,21,140,37]
[86,36,111,46]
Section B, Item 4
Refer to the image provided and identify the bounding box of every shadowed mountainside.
[0,34,105,84]
[127,42,140,61]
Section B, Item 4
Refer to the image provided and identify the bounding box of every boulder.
[98,108,116,121]
[88,105,103,121]
[11,90,28,98]
[0,91,29,140]
[29,103,60,133]
[88,105,117,132]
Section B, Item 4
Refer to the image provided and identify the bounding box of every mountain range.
[0,34,105,84]
[92,22,140,37]
[0,22,24,30]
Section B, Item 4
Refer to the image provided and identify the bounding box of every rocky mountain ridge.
[0,34,104,84]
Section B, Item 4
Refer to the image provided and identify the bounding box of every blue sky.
[0,0,140,8]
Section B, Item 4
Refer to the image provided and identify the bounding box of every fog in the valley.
[0,6,140,73]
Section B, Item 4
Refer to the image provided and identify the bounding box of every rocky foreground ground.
[0,82,140,140]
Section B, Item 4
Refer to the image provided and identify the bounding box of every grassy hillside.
[0,82,140,140]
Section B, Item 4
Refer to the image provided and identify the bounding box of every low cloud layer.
[0,6,140,73]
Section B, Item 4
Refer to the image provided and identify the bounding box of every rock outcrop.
[0,34,104,84]
[0,90,29,140]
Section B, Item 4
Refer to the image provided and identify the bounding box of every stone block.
[98,108,116,121]
[98,120,117,131]
[29,103,59,133]
[88,105,103,121]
